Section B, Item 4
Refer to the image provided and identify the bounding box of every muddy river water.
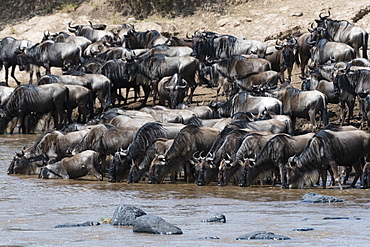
[1,134,370,246]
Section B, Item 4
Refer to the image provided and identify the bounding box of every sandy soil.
[0,0,369,130]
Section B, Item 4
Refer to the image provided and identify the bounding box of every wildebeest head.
[195,151,220,186]
[275,38,296,69]
[164,73,188,109]
[217,158,232,186]
[238,158,254,187]
[7,146,44,175]
[148,154,167,184]
[108,149,131,182]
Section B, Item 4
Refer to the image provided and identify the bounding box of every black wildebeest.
[39,150,103,180]
[157,73,188,109]
[265,38,297,81]
[315,11,368,58]
[16,40,83,75]
[148,125,221,184]
[0,84,72,134]
[286,125,370,189]
[239,132,315,188]
[0,37,41,86]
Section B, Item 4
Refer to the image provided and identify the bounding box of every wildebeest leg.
[308,109,317,131]
[339,100,347,125]
[10,65,22,85]
[140,85,151,107]
[286,67,293,81]
[279,162,288,188]
[329,161,342,190]
[350,159,363,188]
[186,86,197,104]
[152,80,159,106]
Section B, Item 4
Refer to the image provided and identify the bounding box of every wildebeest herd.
[4,11,370,189]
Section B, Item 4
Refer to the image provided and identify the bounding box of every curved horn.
[275,39,283,47]
[319,10,331,20]
[186,32,193,39]
[88,21,93,27]
[305,35,316,46]
[68,21,78,30]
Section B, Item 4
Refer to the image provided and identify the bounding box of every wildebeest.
[39,150,103,180]
[230,70,282,95]
[209,92,283,117]
[100,58,141,106]
[7,128,92,175]
[286,125,370,189]
[108,122,169,183]
[191,32,268,60]
[217,132,278,186]
[300,71,339,104]
[83,35,114,58]
[135,45,193,58]
[42,31,92,53]
[265,38,296,81]
[123,28,168,49]
[199,64,231,100]
[148,125,221,184]
[68,21,114,43]
[238,132,315,188]
[307,27,355,66]
[315,11,368,58]
[16,40,83,75]
[0,83,72,134]
[131,54,199,106]
[128,138,174,183]
[333,68,370,126]
[268,82,328,131]
[0,37,41,86]
[157,73,188,109]
[295,33,312,76]
[194,127,251,186]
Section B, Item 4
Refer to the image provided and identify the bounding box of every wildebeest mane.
[184,116,203,126]
[2,84,43,118]
[125,122,167,159]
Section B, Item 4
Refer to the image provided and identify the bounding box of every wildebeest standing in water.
[7,128,92,175]
[238,132,315,188]
[148,125,221,184]
[0,84,72,134]
[286,125,370,190]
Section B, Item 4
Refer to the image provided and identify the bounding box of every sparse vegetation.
[61,2,79,13]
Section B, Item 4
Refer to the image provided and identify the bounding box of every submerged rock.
[237,231,290,240]
[323,216,361,220]
[111,204,147,226]
[301,192,343,203]
[292,227,314,231]
[197,236,220,239]
[54,221,100,228]
[133,215,183,235]
[201,213,226,223]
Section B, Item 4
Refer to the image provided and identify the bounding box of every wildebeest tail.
[64,86,72,124]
